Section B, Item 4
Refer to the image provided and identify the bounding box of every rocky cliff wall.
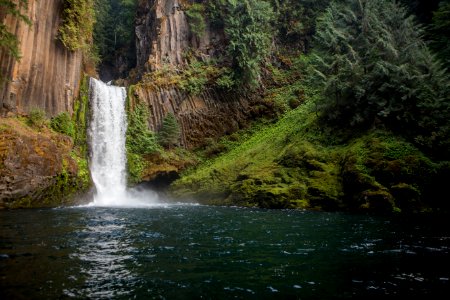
[0,118,90,209]
[134,0,258,148]
[136,0,222,72]
[0,0,83,116]
[130,85,254,148]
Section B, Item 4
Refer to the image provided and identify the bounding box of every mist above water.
[88,78,162,207]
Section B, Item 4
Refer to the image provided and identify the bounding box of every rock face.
[136,0,222,72]
[134,0,258,148]
[130,85,254,148]
[0,118,88,209]
[0,0,83,116]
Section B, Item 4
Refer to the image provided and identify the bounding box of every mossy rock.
[390,183,422,213]
[359,189,396,213]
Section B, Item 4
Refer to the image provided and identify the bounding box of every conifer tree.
[158,113,181,148]
[126,104,158,155]
[312,0,450,155]
[428,0,450,65]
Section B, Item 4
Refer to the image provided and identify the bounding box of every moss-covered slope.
[170,101,449,213]
[0,118,91,209]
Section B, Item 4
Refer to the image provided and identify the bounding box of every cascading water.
[89,78,128,205]
[88,78,161,207]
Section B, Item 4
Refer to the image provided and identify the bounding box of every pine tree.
[126,104,158,155]
[158,113,181,148]
[312,0,450,155]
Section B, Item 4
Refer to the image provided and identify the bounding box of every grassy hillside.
[170,99,449,213]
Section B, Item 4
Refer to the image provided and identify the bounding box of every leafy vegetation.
[428,0,450,65]
[50,112,76,138]
[27,108,47,129]
[59,0,95,53]
[125,103,160,183]
[207,0,275,87]
[158,113,181,148]
[126,103,159,155]
[312,0,450,157]
[93,0,138,76]
[168,0,450,214]
[141,58,235,94]
[185,3,206,38]
[171,98,447,213]
[73,76,90,155]
[270,0,331,47]
[0,0,31,59]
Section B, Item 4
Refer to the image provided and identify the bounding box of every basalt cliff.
[0,0,83,117]
[0,0,87,208]
[1,0,448,213]
[130,0,262,149]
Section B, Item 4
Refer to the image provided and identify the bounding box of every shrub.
[27,108,46,128]
[50,112,75,138]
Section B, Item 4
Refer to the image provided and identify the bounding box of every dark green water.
[0,205,449,299]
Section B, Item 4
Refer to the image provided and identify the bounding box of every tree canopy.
[312,0,450,156]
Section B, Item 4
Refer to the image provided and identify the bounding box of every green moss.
[51,112,75,138]
[171,96,446,213]
[7,151,91,209]
[73,75,90,155]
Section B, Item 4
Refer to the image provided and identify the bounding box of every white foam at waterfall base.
[88,78,163,208]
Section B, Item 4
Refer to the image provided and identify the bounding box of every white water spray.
[88,78,161,207]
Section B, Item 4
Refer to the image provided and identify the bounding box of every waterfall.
[88,78,161,207]
[89,78,128,205]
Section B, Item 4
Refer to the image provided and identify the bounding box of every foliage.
[0,0,31,60]
[125,103,159,183]
[428,0,450,65]
[263,53,310,116]
[172,97,447,213]
[270,0,331,47]
[215,71,236,90]
[50,112,76,138]
[27,108,46,129]
[73,76,90,155]
[142,59,234,93]
[178,60,211,95]
[312,0,450,156]
[59,0,95,53]
[185,3,206,38]
[158,113,181,148]
[93,0,138,72]
[70,150,91,191]
[126,103,159,155]
[127,151,145,184]
[178,59,231,94]
[207,0,275,87]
